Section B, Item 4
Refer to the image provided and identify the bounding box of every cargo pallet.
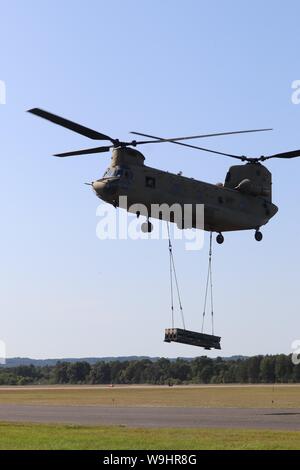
[164,328,221,350]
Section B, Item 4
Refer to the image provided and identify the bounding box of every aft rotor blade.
[263,149,300,160]
[28,108,115,142]
[54,146,112,157]
[131,128,272,143]
[132,131,244,160]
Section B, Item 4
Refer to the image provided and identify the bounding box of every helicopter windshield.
[102,167,132,179]
[102,167,119,178]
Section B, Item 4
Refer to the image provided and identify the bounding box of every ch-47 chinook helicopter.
[29,108,300,244]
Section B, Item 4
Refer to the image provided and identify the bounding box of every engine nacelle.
[225,163,272,200]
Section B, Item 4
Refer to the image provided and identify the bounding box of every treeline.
[0,355,299,386]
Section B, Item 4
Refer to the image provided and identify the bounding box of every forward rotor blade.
[28,108,115,142]
[132,131,244,160]
[131,128,272,143]
[263,149,300,160]
[54,146,112,157]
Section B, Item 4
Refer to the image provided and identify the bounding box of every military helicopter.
[28,108,300,244]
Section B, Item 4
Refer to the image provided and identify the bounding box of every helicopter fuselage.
[92,148,278,233]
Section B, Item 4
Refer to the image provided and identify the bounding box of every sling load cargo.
[164,328,221,350]
[165,226,221,350]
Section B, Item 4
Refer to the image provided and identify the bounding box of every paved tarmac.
[0,404,299,430]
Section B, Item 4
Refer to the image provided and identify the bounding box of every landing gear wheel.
[216,233,224,244]
[255,230,263,242]
[141,221,153,233]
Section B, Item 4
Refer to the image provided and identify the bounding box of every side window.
[145,176,156,188]
[115,168,124,177]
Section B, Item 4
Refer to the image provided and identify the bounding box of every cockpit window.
[103,168,115,178]
[103,167,132,179]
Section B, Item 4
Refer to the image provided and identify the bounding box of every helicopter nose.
[92,180,106,196]
[92,178,120,199]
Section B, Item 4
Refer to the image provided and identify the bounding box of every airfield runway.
[0,404,299,430]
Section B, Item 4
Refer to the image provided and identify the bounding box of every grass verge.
[0,385,299,408]
[0,422,299,450]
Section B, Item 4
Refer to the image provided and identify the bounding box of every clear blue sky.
[1,0,300,359]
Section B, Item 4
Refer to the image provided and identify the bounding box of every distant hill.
[1,356,247,367]
[2,357,156,367]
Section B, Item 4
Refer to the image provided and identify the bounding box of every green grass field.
[0,384,299,408]
[0,385,300,449]
[0,422,299,450]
